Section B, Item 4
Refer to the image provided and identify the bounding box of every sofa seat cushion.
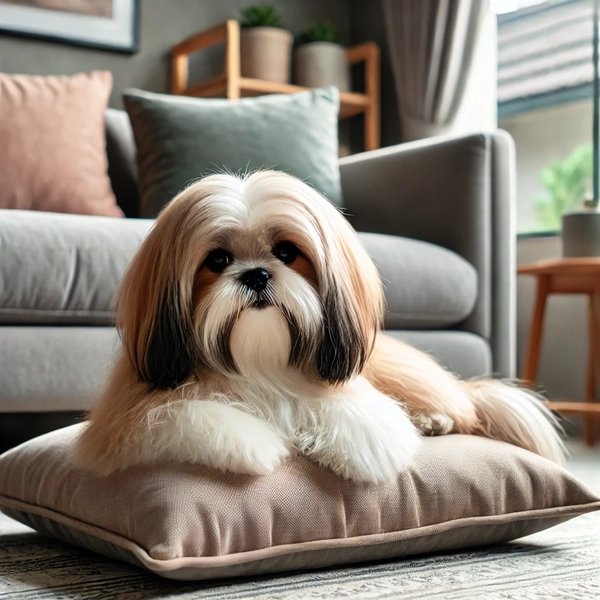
[0,213,476,328]
[0,210,153,325]
[360,233,478,329]
[389,331,491,379]
[0,329,491,414]
[0,327,118,412]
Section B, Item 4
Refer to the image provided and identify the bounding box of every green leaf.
[539,167,557,189]
[240,5,283,28]
[534,144,593,231]
[297,23,341,45]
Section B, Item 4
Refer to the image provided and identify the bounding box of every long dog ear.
[315,225,384,384]
[117,232,196,390]
[142,282,196,390]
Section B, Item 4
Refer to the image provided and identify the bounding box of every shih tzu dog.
[75,171,565,483]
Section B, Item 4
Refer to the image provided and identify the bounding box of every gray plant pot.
[240,27,293,83]
[294,41,350,92]
[562,210,600,257]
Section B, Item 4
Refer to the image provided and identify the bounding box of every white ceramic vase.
[294,41,350,92]
[562,209,600,257]
[240,27,293,83]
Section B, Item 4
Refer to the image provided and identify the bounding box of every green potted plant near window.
[535,146,592,233]
[294,24,350,92]
[240,5,293,84]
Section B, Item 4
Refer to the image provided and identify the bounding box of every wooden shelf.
[171,20,380,150]
[182,74,227,98]
[237,78,370,119]
[546,401,600,415]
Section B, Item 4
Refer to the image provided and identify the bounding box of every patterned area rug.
[1,442,599,600]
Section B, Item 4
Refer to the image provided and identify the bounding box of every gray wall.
[348,0,401,150]
[0,0,350,109]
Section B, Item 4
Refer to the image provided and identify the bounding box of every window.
[495,0,594,234]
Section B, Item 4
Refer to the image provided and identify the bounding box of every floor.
[566,438,600,481]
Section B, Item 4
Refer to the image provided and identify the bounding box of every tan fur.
[364,334,479,433]
[193,266,221,304]
[289,254,318,288]
[364,333,565,463]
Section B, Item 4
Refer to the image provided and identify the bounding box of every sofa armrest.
[339,131,516,377]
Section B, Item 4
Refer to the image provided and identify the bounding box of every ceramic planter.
[562,210,600,256]
[240,26,293,83]
[294,41,350,92]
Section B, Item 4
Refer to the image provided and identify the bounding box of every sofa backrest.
[105,109,139,218]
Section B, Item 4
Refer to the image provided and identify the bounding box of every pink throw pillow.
[0,71,123,217]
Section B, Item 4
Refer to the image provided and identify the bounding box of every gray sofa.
[0,109,516,424]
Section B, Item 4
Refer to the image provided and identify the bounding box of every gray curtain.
[383,0,488,141]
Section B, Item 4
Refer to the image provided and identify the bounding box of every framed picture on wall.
[0,0,139,53]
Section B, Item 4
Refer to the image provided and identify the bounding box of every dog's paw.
[213,410,290,476]
[299,384,421,484]
[338,410,420,484]
[411,412,455,436]
[167,400,290,476]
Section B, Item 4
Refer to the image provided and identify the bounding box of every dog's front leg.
[144,400,291,475]
[76,399,290,476]
[296,377,421,484]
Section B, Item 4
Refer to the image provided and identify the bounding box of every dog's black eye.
[204,249,232,273]
[273,241,298,265]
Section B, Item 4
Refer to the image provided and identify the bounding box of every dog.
[74,170,565,483]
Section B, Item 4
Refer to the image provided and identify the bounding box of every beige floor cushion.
[0,424,598,581]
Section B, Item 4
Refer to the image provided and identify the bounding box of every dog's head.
[118,171,383,389]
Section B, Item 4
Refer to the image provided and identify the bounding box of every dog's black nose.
[241,268,271,292]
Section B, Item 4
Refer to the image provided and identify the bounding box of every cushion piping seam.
[1,494,598,567]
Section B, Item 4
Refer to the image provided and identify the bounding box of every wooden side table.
[519,258,600,446]
[171,20,380,151]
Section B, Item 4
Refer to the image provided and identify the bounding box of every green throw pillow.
[123,87,342,218]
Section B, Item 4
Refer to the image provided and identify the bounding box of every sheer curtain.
[383,0,488,141]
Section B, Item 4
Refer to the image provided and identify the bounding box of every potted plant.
[294,24,350,92]
[534,146,592,233]
[239,5,293,84]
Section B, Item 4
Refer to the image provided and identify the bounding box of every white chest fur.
[229,307,292,376]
